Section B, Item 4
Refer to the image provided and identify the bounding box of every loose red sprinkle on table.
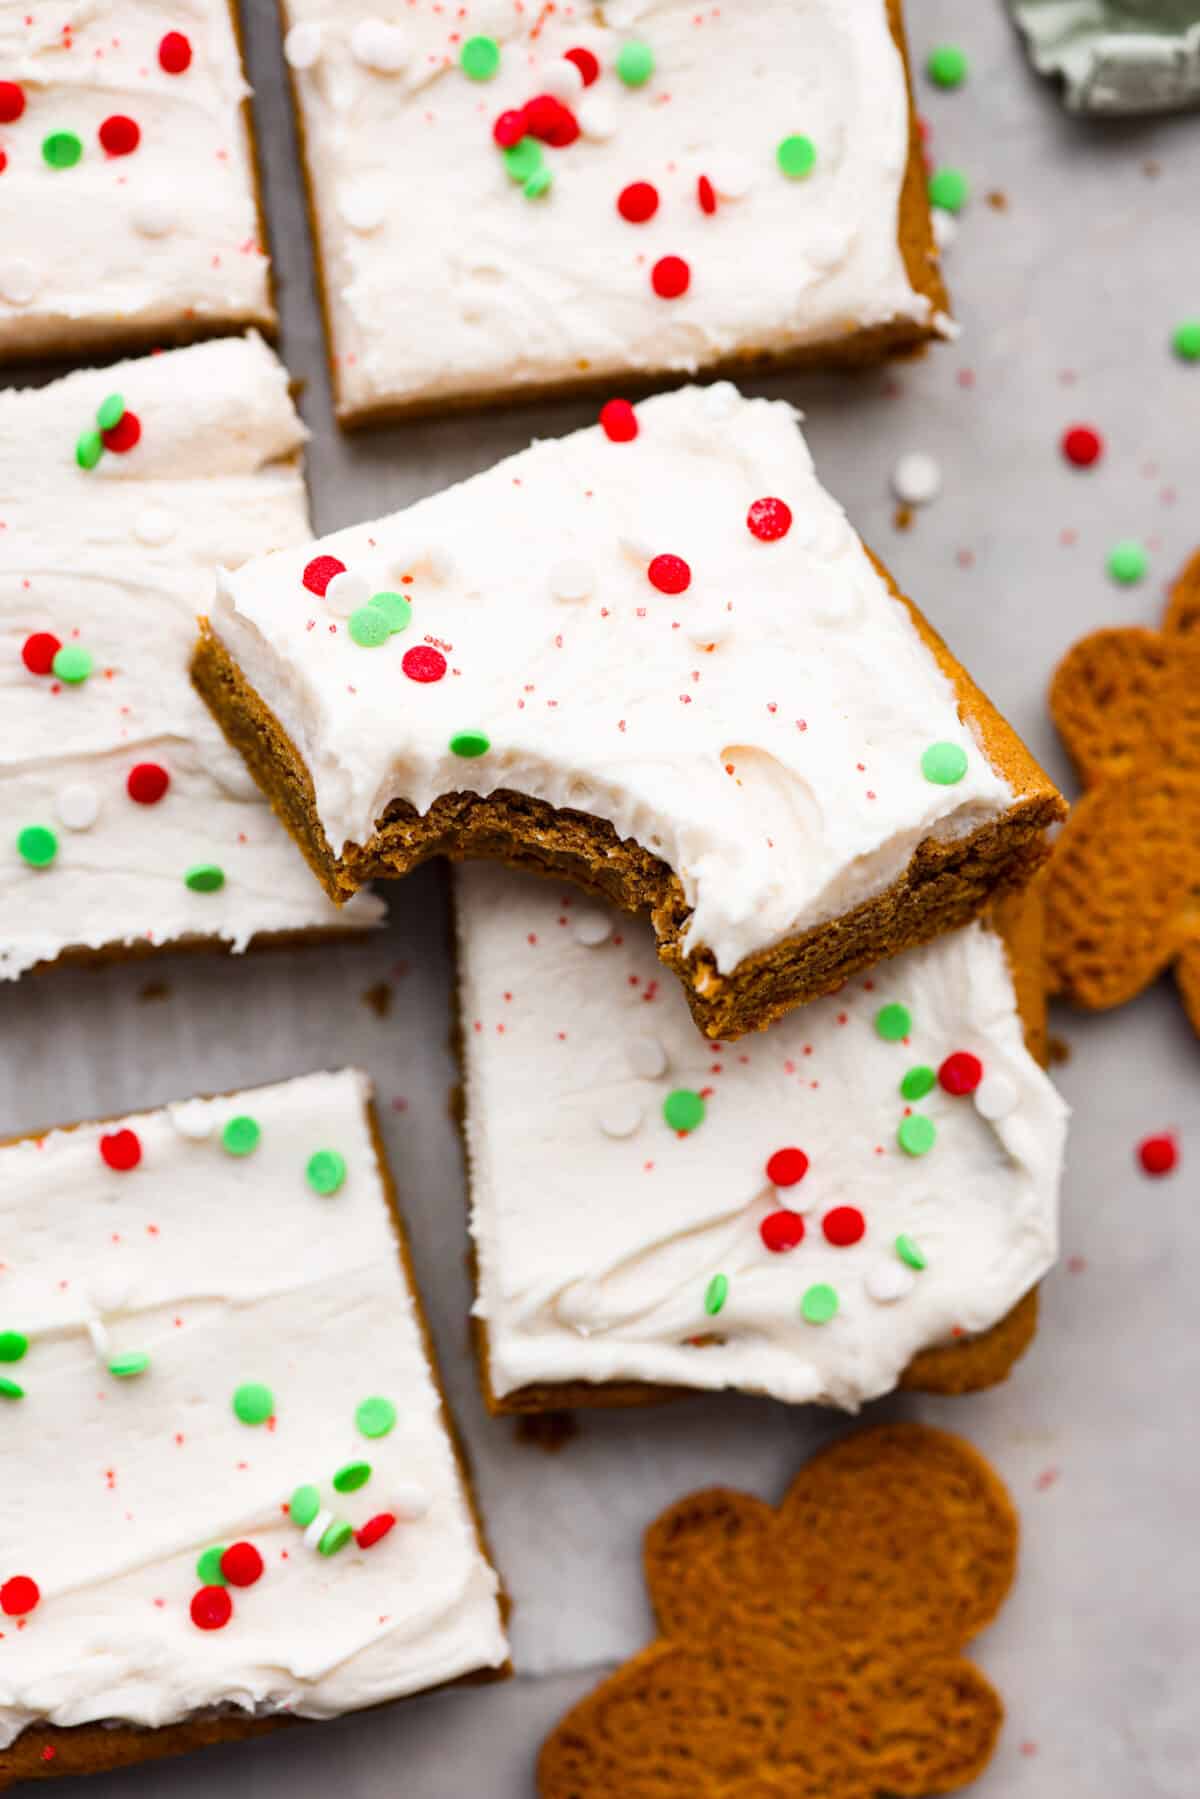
[302,554,346,597]
[648,554,691,595]
[190,1586,233,1631]
[747,497,793,542]
[0,81,25,124]
[493,108,527,147]
[1138,1133,1178,1177]
[99,1129,142,1172]
[103,411,142,454]
[127,762,169,805]
[1061,425,1103,468]
[651,255,691,300]
[220,1542,264,1588]
[564,47,600,86]
[765,1146,809,1187]
[822,1205,866,1247]
[938,1051,983,1096]
[158,31,193,74]
[523,95,579,148]
[760,1209,805,1253]
[355,1512,397,1550]
[402,645,447,683]
[599,398,638,442]
[99,115,141,157]
[0,1576,39,1618]
[697,174,717,215]
[22,633,61,676]
[618,180,659,224]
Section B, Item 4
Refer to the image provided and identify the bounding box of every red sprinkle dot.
[127,762,170,805]
[938,1051,983,1096]
[402,645,447,684]
[0,82,25,124]
[493,108,527,147]
[564,47,600,86]
[765,1146,809,1188]
[747,497,793,542]
[599,398,638,443]
[617,180,659,224]
[697,174,717,215]
[99,1129,142,1173]
[99,114,141,157]
[760,1209,805,1253]
[158,31,193,74]
[523,95,579,148]
[220,1542,264,1588]
[102,411,141,454]
[648,554,691,595]
[22,632,61,677]
[822,1205,866,1247]
[0,150,6,175]
[302,554,346,597]
[355,1513,397,1550]
[1138,1133,1178,1177]
[0,1576,39,1618]
[651,255,691,300]
[1061,425,1103,468]
[190,1586,233,1631]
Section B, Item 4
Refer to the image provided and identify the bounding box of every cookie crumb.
[362,980,393,1018]
[516,1410,579,1453]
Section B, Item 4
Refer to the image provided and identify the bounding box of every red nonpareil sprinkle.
[220,1541,264,1588]
[302,554,346,597]
[599,398,638,442]
[102,411,141,454]
[747,497,793,542]
[760,1209,805,1253]
[158,31,193,74]
[355,1512,397,1549]
[99,1129,142,1172]
[617,180,659,223]
[1061,424,1103,468]
[523,95,579,147]
[402,645,447,683]
[493,108,527,147]
[651,255,691,300]
[0,150,6,175]
[99,114,141,156]
[765,1146,809,1187]
[0,81,25,124]
[190,1586,233,1631]
[648,554,691,595]
[21,632,61,676]
[697,174,716,215]
[821,1205,866,1247]
[938,1051,983,1096]
[0,1576,39,1618]
[126,762,169,805]
[564,46,599,86]
[1138,1133,1178,1177]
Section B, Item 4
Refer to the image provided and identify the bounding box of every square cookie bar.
[2,333,382,980]
[0,1,273,362]
[0,1069,509,1783]
[278,0,948,423]
[197,383,1064,1040]
[456,866,1068,1413]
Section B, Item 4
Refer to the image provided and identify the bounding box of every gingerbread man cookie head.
[1045,549,1200,1031]
[539,1422,1018,1799]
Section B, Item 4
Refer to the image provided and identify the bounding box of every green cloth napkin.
[1011,0,1200,110]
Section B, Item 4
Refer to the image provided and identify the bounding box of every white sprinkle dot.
[975,1073,1019,1121]
[891,451,942,506]
[86,1318,111,1360]
[325,570,372,617]
[0,258,39,306]
[131,196,176,239]
[599,1102,642,1139]
[931,207,958,251]
[170,1099,215,1141]
[89,1271,130,1313]
[707,152,756,199]
[627,1035,668,1080]
[283,22,322,68]
[350,19,409,72]
[574,910,611,947]
[865,1263,916,1304]
[687,608,733,648]
[549,559,593,602]
[393,1482,431,1521]
[303,1508,334,1551]
[134,507,176,547]
[339,181,388,235]
[541,57,585,100]
[56,783,100,831]
[578,94,617,140]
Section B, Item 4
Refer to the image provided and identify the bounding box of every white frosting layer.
[213,384,1014,976]
[458,867,1068,1410]
[0,1069,508,1749]
[279,0,940,414]
[0,1,272,351]
[1,333,382,979]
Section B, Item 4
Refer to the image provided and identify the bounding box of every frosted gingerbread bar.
[456,866,1067,1413]
[2,333,382,981]
[0,2,273,363]
[0,1069,509,1785]
[196,384,1065,1040]
[278,0,949,424]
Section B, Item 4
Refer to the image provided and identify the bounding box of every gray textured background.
[4,1,1200,1793]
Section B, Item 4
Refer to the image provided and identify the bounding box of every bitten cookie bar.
[278,0,948,424]
[0,1,273,362]
[456,867,1067,1413]
[0,1069,509,1784]
[1,333,382,980]
[196,383,1064,1039]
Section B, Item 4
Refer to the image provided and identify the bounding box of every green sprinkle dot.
[502,138,543,183]
[703,1274,728,1317]
[449,730,490,759]
[460,34,500,80]
[368,591,412,634]
[896,1232,927,1270]
[1173,319,1200,362]
[875,1003,912,1043]
[196,1545,227,1585]
[306,1149,346,1196]
[663,1089,706,1134]
[96,393,125,432]
[0,1331,28,1364]
[17,825,58,869]
[927,43,968,88]
[524,164,554,200]
[76,429,104,470]
[898,1114,937,1157]
[108,1351,151,1379]
[777,134,817,180]
[616,39,655,86]
[0,1377,25,1401]
[801,1283,839,1325]
[928,166,969,213]
[1107,540,1148,585]
[221,1115,261,1158]
[355,1395,397,1439]
[52,645,93,684]
[318,1519,353,1557]
[43,130,83,169]
[333,1460,372,1494]
[921,741,968,786]
[901,1065,936,1101]
[349,606,390,648]
[289,1483,321,1528]
[185,863,225,893]
[233,1381,275,1426]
